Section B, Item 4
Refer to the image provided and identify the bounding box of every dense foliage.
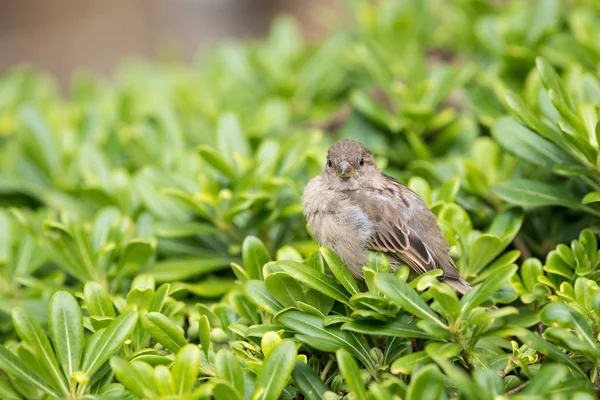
[2,0,600,398]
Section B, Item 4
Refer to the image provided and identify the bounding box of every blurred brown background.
[0,0,341,86]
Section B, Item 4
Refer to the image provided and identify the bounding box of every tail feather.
[444,276,471,295]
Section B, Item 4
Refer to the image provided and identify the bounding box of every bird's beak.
[336,160,354,180]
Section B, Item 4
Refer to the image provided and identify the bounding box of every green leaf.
[215,349,244,395]
[265,272,305,307]
[291,361,328,400]
[82,308,138,376]
[245,280,283,315]
[0,345,59,398]
[149,283,171,313]
[118,239,154,277]
[341,317,431,338]
[582,192,600,204]
[143,312,188,354]
[492,180,600,216]
[406,364,445,400]
[375,273,447,329]
[277,260,350,305]
[522,363,567,396]
[243,236,271,281]
[320,247,360,295]
[517,330,586,377]
[435,177,461,203]
[145,256,232,282]
[467,234,504,275]
[197,145,238,179]
[213,379,242,400]
[110,357,154,399]
[19,106,59,176]
[276,311,376,376]
[460,265,517,312]
[487,208,524,246]
[12,307,68,394]
[84,281,115,318]
[390,351,430,375]
[536,57,567,106]
[172,344,201,395]
[198,314,211,360]
[525,0,559,45]
[504,90,564,145]
[0,376,22,400]
[154,365,176,396]
[217,113,251,167]
[336,348,368,400]
[48,291,83,382]
[304,289,335,316]
[252,341,297,400]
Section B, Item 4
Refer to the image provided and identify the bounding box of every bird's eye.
[359,158,365,167]
[327,160,332,168]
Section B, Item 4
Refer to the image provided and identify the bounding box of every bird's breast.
[302,185,372,274]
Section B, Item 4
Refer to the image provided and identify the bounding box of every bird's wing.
[347,188,444,277]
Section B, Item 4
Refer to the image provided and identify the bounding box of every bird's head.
[322,139,378,189]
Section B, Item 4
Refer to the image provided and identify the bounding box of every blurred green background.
[2,0,600,399]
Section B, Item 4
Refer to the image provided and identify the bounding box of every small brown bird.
[302,139,471,294]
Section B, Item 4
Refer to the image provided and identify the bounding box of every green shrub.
[2,0,600,398]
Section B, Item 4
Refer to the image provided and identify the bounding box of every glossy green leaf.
[198,315,211,359]
[493,117,571,168]
[198,145,238,179]
[12,307,68,394]
[276,311,376,375]
[216,349,244,395]
[265,272,305,307]
[406,364,445,400]
[82,308,138,376]
[492,180,600,216]
[291,361,328,400]
[522,363,567,396]
[320,247,360,295]
[517,330,586,376]
[143,312,187,354]
[172,344,201,395]
[110,357,154,399]
[213,379,243,400]
[145,256,232,282]
[375,273,447,329]
[243,236,271,281]
[277,260,350,305]
[217,113,250,166]
[245,280,283,315]
[341,317,431,338]
[0,345,59,398]
[252,341,296,400]
[149,283,171,313]
[84,281,115,318]
[48,291,83,382]
[582,192,600,204]
[460,265,517,312]
[336,348,368,400]
[154,365,176,396]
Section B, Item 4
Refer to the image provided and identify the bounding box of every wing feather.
[347,189,443,277]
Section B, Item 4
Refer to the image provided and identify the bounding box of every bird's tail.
[445,276,498,310]
[444,276,471,294]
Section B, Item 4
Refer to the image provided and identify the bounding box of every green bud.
[71,371,89,385]
[210,327,229,343]
[261,331,282,357]
[322,391,341,400]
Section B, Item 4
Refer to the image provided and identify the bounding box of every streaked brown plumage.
[302,139,471,294]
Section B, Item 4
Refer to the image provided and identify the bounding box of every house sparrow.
[302,139,471,294]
